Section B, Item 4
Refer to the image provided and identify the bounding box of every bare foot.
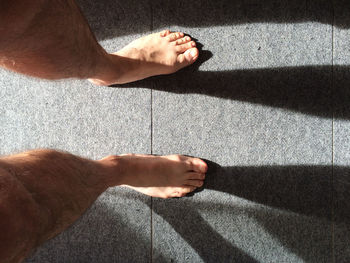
[100,154,207,198]
[89,30,199,85]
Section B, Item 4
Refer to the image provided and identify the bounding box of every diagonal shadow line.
[76,0,347,41]
[25,200,163,263]
[198,161,350,222]
[116,64,350,120]
[56,162,345,263]
[161,199,332,263]
[151,200,258,263]
[111,160,349,262]
[148,161,341,263]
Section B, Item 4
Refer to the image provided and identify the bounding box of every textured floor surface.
[1,0,349,262]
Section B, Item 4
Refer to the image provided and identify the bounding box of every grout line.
[150,95,154,263]
[149,1,154,263]
[150,91,154,263]
[331,1,335,262]
[150,89,154,263]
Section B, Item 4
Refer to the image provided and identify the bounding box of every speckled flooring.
[1,0,349,262]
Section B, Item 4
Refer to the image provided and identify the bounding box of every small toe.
[160,30,170,37]
[175,36,192,45]
[187,172,205,180]
[172,186,196,197]
[176,41,196,53]
[167,32,184,42]
[185,180,204,187]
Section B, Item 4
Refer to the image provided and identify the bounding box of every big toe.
[187,158,208,173]
[177,48,199,65]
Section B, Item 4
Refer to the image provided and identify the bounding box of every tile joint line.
[331,1,335,262]
[150,1,154,263]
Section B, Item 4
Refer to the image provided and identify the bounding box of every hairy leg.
[0,149,206,262]
[0,0,108,79]
[0,0,199,85]
[0,149,110,263]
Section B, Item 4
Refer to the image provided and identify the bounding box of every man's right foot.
[99,154,207,199]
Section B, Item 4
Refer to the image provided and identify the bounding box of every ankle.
[88,53,121,85]
[97,155,128,187]
[89,53,141,86]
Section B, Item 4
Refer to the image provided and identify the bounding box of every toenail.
[190,49,197,57]
[186,36,190,41]
[191,42,196,47]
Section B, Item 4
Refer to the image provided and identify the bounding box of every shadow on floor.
[202,161,333,219]
[26,163,348,262]
[117,64,350,120]
[76,0,349,41]
[153,198,331,263]
[78,0,350,121]
[151,161,348,263]
[25,198,163,263]
[152,199,259,263]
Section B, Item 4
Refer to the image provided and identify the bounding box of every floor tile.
[151,0,333,262]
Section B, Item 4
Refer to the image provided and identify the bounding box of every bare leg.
[0,149,207,262]
[0,0,199,85]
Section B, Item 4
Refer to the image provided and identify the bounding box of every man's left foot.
[89,30,199,85]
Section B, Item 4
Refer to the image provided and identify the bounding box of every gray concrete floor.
[1,0,349,262]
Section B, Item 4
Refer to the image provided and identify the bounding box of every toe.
[186,158,208,173]
[160,30,170,37]
[176,41,196,53]
[187,172,205,180]
[177,48,199,64]
[185,180,204,187]
[167,32,184,42]
[171,186,196,197]
[175,36,192,45]
[185,48,199,61]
